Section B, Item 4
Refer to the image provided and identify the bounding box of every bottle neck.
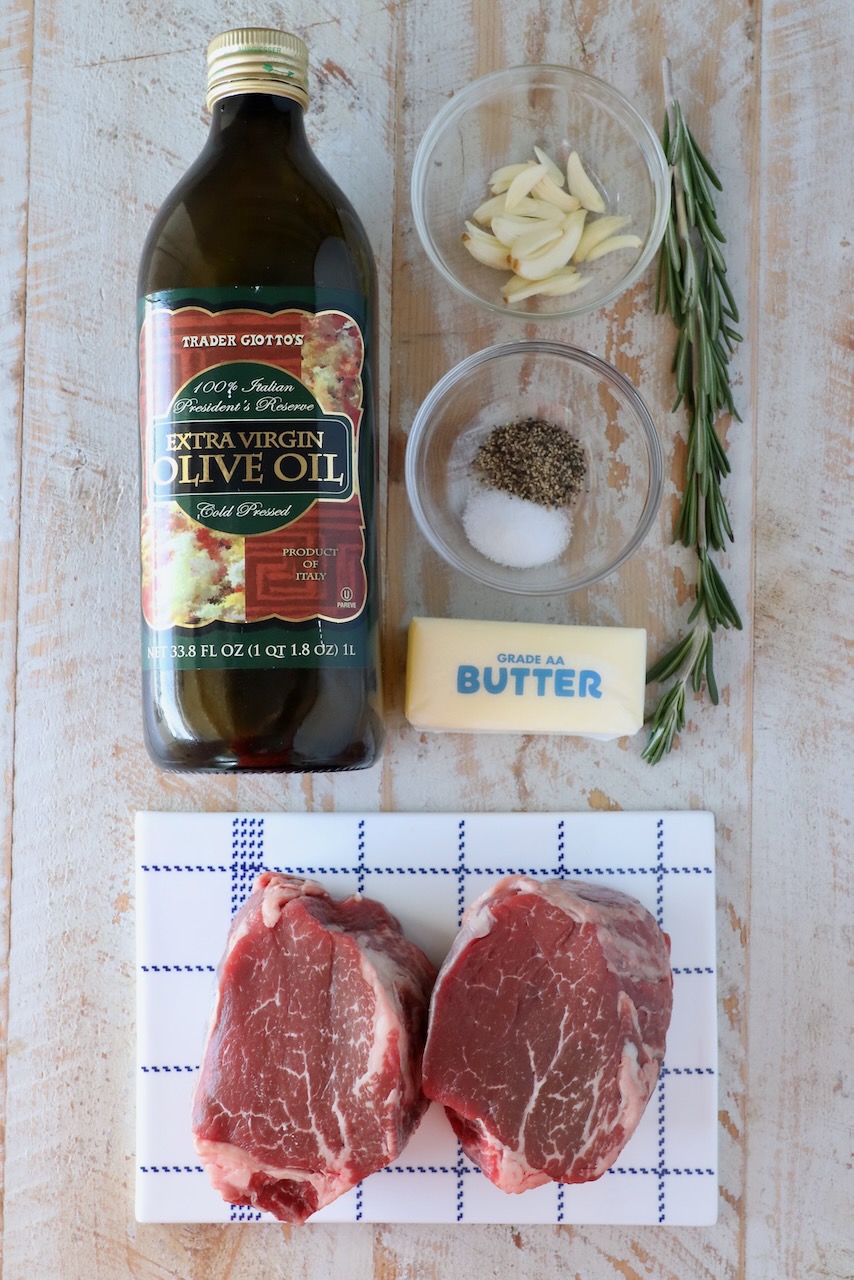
[207,93,309,151]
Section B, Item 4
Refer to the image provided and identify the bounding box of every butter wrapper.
[405,616,646,740]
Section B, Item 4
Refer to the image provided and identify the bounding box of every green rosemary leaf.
[707,426,731,478]
[667,106,683,165]
[691,635,707,692]
[665,252,681,320]
[674,326,692,392]
[706,487,733,551]
[706,265,721,338]
[698,577,724,629]
[709,336,729,371]
[705,636,719,703]
[665,213,682,271]
[715,370,737,421]
[683,175,697,227]
[712,571,743,630]
[666,130,680,169]
[697,201,726,244]
[718,269,740,322]
[698,297,717,384]
[686,592,703,625]
[701,552,743,629]
[691,135,727,192]
[716,500,734,548]
[680,238,700,308]
[689,155,717,214]
[641,682,687,764]
[708,363,728,420]
[705,230,727,274]
[701,257,722,337]
[686,122,724,190]
[704,491,724,551]
[694,411,708,482]
[674,101,690,152]
[700,308,717,397]
[677,474,698,547]
[646,631,695,683]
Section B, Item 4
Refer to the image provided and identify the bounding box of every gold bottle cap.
[206,28,309,112]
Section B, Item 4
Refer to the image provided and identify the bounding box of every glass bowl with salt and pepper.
[405,342,663,596]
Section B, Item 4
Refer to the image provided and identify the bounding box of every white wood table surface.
[1,1,851,1277]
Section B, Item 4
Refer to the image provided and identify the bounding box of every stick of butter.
[405,617,647,740]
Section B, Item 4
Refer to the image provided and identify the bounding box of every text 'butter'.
[405,617,647,740]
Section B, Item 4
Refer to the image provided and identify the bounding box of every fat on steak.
[421,876,673,1193]
[192,873,437,1222]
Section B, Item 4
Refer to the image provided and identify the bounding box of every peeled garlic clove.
[535,271,589,297]
[472,191,565,227]
[560,207,589,256]
[518,197,566,221]
[502,268,587,302]
[507,220,564,258]
[567,151,606,213]
[472,193,508,225]
[510,209,587,280]
[532,174,581,212]
[501,277,556,302]
[490,213,542,244]
[501,272,535,296]
[584,233,643,260]
[462,232,510,269]
[498,197,564,221]
[572,215,632,262]
[504,163,548,210]
[501,270,560,300]
[488,162,529,194]
[501,271,542,297]
[464,219,503,244]
[532,146,565,187]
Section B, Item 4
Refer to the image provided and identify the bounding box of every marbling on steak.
[421,876,673,1193]
[192,873,437,1222]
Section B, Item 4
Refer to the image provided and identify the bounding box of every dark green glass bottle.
[137,29,384,771]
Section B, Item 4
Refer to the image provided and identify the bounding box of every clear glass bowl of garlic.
[411,65,669,318]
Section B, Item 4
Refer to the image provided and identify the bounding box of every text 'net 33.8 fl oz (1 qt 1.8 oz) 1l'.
[137,29,384,772]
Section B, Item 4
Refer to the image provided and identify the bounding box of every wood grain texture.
[0,0,33,1266]
[746,0,853,1277]
[1,0,850,1275]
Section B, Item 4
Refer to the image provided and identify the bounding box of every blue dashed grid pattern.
[135,810,718,1226]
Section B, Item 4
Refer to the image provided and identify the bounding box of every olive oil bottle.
[138,29,384,771]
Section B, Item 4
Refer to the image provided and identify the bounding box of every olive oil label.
[139,288,375,671]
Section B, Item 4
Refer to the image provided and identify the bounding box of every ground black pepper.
[472,417,586,508]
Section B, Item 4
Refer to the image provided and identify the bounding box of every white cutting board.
[135,810,718,1225]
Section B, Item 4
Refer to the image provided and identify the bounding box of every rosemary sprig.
[643,59,743,766]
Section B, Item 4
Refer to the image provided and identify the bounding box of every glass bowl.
[411,65,669,319]
[405,341,663,595]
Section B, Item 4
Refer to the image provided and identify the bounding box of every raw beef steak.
[421,876,673,1193]
[192,873,437,1222]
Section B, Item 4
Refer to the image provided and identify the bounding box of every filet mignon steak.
[421,876,673,1193]
[192,873,437,1221]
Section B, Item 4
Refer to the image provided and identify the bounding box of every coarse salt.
[462,487,572,569]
